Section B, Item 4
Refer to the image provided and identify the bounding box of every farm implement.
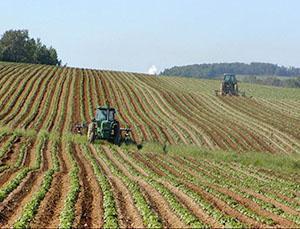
[74,105,133,145]
[215,73,246,97]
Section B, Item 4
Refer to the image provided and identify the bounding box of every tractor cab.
[223,74,237,84]
[95,107,116,122]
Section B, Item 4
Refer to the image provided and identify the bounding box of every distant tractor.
[215,73,245,96]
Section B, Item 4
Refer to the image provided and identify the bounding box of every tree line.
[0,29,61,66]
[241,76,300,88]
[160,62,300,78]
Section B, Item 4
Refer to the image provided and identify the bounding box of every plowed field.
[0,62,299,228]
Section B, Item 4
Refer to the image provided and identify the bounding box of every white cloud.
[147,65,158,75]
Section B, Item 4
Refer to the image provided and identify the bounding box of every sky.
[1,0,300,73]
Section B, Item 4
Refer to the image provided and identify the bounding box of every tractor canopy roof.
[223,73,237,84]
[97,104,116,112]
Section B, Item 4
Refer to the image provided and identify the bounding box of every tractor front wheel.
[88,123,95,143]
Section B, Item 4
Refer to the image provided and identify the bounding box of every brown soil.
[183,156,300,211]
[21,69,58,129]
[163,180,223,228]
[131,86,174,144]
[0,138,33,188]
[131,152,166,177]
[72,70,81,125]
[30,143,68,228]
[82,70,90,122]
[23,139,34,167]
[0,136,9,148]
[89,145,143,228]
[147,85,200,145]
[90,70,102,105]
[11,68,53,128]
[137,86,187,144]
[163,91,215,148]
[0,140,50,227]
[101,145,186,228]
[245,189,300,217]
[28,68,63,130]
[33,142,71,228]
[180,93,241,151]
[48,70,69,132]
[169,155,297,228]
[118,149,222,228]
[0,67,45,124]
[0,137,21,165]
[221,97,299,151]
[0,137,21,166]
[0,169,17,187]
[148,154,270,227]
[115,75,172,144]
[0,171,37,226]
[72,144,103,228]
[102,72,149,142]
[0,66,41,113]
[118,80,162,143]
[60,71,72,133]
[87,70,97,113]
[188,93,273,153]
[62,70,76,133]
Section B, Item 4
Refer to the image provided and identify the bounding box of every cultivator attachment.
[73,123,134,145]
[73,123,87,135]
[120,127,132,144]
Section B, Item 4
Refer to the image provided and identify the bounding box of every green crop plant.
[95,145,162,228]
[0,167,31,202]
[59,142,80,229]
[110,147,207,228]
[13,141,60,228]
[0,134,17,158]
[80,145,118,228]
[14,139,29,168]
[137,152,245,228]
[175,155,300,225]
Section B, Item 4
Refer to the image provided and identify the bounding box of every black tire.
[113,123,121,146]
[235,84,239,95]
[88,123,95,143]
[220,82,224,95]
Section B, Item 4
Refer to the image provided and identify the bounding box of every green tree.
[0,29,61,66]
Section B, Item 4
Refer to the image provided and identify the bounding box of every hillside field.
[0,62,299,228]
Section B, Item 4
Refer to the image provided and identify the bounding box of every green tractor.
[86,105,131,145]
[215,73,245,96]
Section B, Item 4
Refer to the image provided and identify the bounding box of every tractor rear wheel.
[220,82,224,96]
[235,84,239,96]
[88,123,95,143]
[113,123,121,146]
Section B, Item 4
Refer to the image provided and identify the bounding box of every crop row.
[173,156,300,226]
[0,132,46,203]
[108,146,207,228]
[1,64,300,152]
[95,145,163,228]
[13,139,60,228]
